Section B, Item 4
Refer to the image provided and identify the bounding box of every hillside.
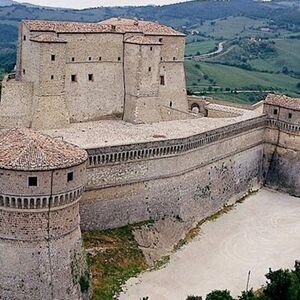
[0,0,300,102]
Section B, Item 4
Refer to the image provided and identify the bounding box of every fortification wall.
[80,116,266,230]
[264,120,300,196]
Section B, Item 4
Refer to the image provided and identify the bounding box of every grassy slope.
[185,40,218,56]
[82,225,148,300]
[250,39,300,73]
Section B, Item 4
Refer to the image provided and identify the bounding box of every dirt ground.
[119,188,300,300]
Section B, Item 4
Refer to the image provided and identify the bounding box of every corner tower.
[0,128,89,299]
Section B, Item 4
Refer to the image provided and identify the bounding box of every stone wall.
[80,116,266,230]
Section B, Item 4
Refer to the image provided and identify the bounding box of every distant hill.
[0,0,15,6]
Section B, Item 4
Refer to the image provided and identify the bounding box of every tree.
[186,296,203,300]
[238,290,258,300]
[206,290,234,300]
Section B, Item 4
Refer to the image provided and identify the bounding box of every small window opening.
[150,47,153,51]
[170,101,173,108]
[288,113,292,119]
[23,35,26,41]
[159,38,163,42]
[111,25,116,31]
[173,57,176,61]
[51,54,55,61]
[88,57,92,61]
[67,172,74,182]
[118,57,121,61]
[148,67,152,72]
[273,108,278,115]
[71,74,77,82]
[23,69,26,75]
[71,57,75,62]
[88,74,94,81]
[160,75,165,86]
[99,56,102,61]
[160,57,163,61]
[28,176,38,187]
[51,75,54,80]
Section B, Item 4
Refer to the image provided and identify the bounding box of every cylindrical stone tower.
[0,128,89,300]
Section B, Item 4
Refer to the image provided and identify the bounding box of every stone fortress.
[0,18,299,299]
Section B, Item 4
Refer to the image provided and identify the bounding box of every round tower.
[0,128,89,300]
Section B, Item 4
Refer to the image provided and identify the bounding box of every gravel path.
[119,189,300,300]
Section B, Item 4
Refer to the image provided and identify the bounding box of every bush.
[187,296,203,300]
[206,290,234,300]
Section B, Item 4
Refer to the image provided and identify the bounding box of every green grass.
[83,225,148,300]
[185,40,218,56]
[250,39,300,73]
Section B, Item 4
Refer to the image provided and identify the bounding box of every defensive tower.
[0,128,89,300]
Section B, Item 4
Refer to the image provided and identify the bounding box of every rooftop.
[44,107,261,150]
[265,94,300,111]
[125,35,162,45]
[30,34,67,43]
[0,128,88,171]
[23,18,184,36]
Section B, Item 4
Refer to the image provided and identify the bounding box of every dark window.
[173,57,176,61]
[118,57,121,61]
[51,54,55,61]
[71,57,75,62]
[51,75,54,80]
[160,57,163,61]
[148,67,152,72]
[170,101,173,107]
[23,35,26,41]
[288,113,292,119]
[150,47,153,51]
[111,25,116,31]
[160,75,165,86]
[99,57,102,61]
[28,176,38,187]
[88,74,94,81]
[67,172,74,182]
[88,57,92,61]
[23,69,26,75]
[273,109,278,115]
[159,38,163,42]
[71,74,77,82]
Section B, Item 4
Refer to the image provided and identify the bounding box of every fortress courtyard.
[119,189,300,300]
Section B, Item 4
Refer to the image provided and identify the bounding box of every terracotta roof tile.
[23,18,184,36]
[0,128,88,171]
[265,94,300,110]
[125,35,162,45]
[99,18,184,36]
[30,34,67,43]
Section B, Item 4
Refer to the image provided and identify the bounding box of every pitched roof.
[30,34,67,43]
[125,35,162,45]
[23,20,123,34]
[265,94,300,110]
[0,128,88,171]
[99,18,184,36]
[22,18,184,36]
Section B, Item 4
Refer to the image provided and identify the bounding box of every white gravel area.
[119,189,300,300]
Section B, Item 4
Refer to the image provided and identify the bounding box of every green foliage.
[187,296,203,300]
[238,290,258,300]
[79,271,90,293]
[206,290,234,300]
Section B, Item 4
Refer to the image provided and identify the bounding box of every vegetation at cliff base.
[185,263,300,300]
[82,225,148,300]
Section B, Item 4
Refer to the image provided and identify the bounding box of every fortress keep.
[0,18,299,300]
[0,18,188,129]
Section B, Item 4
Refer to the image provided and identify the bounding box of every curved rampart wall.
[80,116,267,230]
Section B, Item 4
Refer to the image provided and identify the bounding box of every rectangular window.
[148,67,152,72]
[288,113,292,119]
[150,47,153,51]
[71,74,77,82]
[51,54,55,61]
[51,75,54,80]
[173,57,176,61]
[71,57,75,62]
[99,57,102,61]
[273,109,278,115]
[28,176,38,187]
[23,69,26,75]
[88,57,92,61]
[67,172,74,182]
[88,74,94,81]
[118,57,121,61]
[159,38,163,42]
[160,75,165,86]
[23,35,26,41]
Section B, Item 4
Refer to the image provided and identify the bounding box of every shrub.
[206,290,234,300]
